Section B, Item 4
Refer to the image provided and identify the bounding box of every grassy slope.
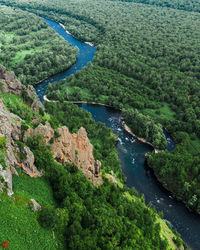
[0,91,65,249]
[0,173,64,250]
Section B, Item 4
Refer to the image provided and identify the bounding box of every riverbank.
[59,22,95,47]
[59,22,71,35]
[146,158,200,216]
[44,95,160,150]
[34,60,77,87]
[121,120,160,151]
[43,95,118,108]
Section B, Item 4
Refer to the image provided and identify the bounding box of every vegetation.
[0,187,64,250]
[26,134,182,249]
[0,136,7,169]
[105,0,200,13]
[0,90,182,249]
[122,109,166,149]
[44,101,123,180]
[148,134,200,213]
[0,5,77,85]
[4,0,200,211]
[0,0,197,247]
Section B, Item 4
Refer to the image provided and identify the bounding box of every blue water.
[35,18,96,101]
[35,18,200,250]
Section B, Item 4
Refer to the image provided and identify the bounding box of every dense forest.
[1,0,200,212]
[106,0,200,13]
[122,109,166,149]
[0,5,77,85]
[0,88,184,249]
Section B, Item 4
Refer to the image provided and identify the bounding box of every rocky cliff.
[0,65,43,111]
[0,99,42,196]
[24,123,102,185]
[0,65,102,196]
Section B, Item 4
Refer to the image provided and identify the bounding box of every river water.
[35,18,200,250]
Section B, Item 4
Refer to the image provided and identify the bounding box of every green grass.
[13,170,56,206]
[0,170,64,249]
[12,49,35,65]
[1,92,35,120]
[0,194,63,250]
[143,103,176,122]
[61,81,109,103]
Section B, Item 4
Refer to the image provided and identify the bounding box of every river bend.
[35,17,200,250]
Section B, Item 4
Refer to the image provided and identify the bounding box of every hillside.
[0,65,184,249]
[3,0,200,213]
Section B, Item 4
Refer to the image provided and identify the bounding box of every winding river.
[35,18,200,250]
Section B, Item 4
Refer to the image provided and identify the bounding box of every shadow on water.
[35,18,200,250]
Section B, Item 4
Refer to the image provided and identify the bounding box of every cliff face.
[24,123,102,185]
[0,65,102,196]
[0,65,43,111]
[0,99,42,196]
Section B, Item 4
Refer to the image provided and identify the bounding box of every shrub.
[0,137,7,149]
[38,206,57,228]
[21,122,29,131]
[39,107,45,116]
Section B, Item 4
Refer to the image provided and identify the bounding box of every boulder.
[30,199,41,211]
[0,165,13,196]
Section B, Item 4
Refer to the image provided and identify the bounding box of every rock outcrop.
[24,123,102,185]
[0,164,13,196]
[30,199,41,211]
[0,100,42,195]
[0,64,43,111]
[0,64,102,196]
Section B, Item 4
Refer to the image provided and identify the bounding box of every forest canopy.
[1,0,200,212]
[0,5,77,85]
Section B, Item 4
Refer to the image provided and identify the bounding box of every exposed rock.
[19,146,42,178]
[52,127,102,185]
[0,100,42,190]
[23,122,54,144]
[0,165,13,196]
[0,65,101,186]
[24,124,102,185]
[0,64,44,111]
[30,198,41,211]
[31,118,43,124]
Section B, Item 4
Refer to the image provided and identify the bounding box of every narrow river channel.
[35,17,200,250]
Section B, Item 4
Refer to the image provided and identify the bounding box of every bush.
[0,137,7,149]
[38,206,57,228]
[21,122,29,131]
[39,107,45,116]
[54,130,60,138]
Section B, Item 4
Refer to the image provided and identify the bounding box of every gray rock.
[21,146,42,177]
[0,167,13,196]
[0,64,44,111]
[30,199,41,211]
